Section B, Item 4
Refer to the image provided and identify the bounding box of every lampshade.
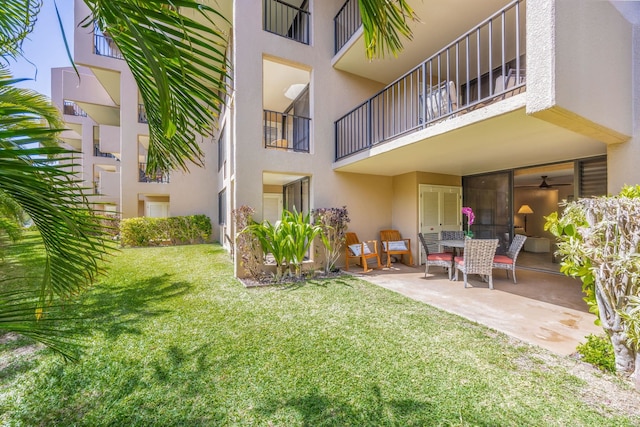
[517,204,534,214]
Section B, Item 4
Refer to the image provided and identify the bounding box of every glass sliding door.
[462,171,512,254]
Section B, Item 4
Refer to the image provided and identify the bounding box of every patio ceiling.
[333,103,606,178]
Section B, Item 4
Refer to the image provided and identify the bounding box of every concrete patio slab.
[347,263,602,356]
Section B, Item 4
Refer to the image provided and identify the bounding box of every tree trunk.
[632,353,640,391]
[609,329,636,376]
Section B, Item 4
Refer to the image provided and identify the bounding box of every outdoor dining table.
[437,239,466,256]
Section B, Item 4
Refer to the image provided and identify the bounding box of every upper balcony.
[335,0,526,162]
[263,0,310,45]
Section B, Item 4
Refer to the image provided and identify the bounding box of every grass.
[1,235,639,426]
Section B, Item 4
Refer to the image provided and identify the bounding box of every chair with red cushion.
[492,234,527,284]
[454,239,499,289]
[418,232,453,280]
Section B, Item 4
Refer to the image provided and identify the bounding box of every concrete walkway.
[348,263,602,356]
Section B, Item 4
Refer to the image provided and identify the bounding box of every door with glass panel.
[419,185,461,263]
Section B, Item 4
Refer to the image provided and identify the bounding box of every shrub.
[576,334,616,373]
[312,206,350,274]
[120,215,211,247]
[232,206,264,280]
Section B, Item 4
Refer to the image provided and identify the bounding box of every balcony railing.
[138,104,148,123]
[139,163,170,183]
[263,110,311,153]
[63,100,87,117]
[263,0,310,44]
[335,0,525,161]
[94,33,123,60]
[93,143,116,159]
[334,0,361,54]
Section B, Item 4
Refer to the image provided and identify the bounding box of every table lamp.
[517,204,534,233]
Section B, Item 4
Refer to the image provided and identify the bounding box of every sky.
[10,0,76,97]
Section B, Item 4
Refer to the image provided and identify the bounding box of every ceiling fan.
[536,175,572,189]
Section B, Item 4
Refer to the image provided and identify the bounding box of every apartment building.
[60,0,638,276]
[52,2,218,223]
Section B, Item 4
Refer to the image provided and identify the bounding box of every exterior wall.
[60,0,218,238]
[231,0,388,275]
[608,24,640,192]
[527,0,631,144]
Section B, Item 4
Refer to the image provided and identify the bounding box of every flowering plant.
[461,206,475,238]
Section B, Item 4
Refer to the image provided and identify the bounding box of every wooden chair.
[345,232,381,273]
[454,239,499,289]
[493,234,527,284]
[380,229,413,268]
[418,233,453,279]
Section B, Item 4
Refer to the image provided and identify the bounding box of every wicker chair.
[454,239,499,289]
[380,229,413,268]
[418,233,453,279]
[345,232,381,273]
[492,234,527,284]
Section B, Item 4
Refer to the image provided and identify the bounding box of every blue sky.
[10,0,75,97]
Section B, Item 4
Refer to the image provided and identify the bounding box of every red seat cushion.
[454,256,464,265]
[493,255,513,264]
[427,253,452,261]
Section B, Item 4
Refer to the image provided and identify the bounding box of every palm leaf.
[82,0,230,172]
[358,0,417,59]
[0,68,112,310]
[0,0,41,59]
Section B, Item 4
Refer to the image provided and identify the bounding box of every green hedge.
[120,215,212,247]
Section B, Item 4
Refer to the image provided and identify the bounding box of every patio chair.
[418,233,453,279]
[493,234,527,284]
[454,239,499,289]
[380,229,413,268]
[440,230,465,254]
[345,232,381,273]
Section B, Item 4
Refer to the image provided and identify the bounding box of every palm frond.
[0,70,113,309]
[0,0,42,60]
[358,0,417,59]
[83,0,230,172]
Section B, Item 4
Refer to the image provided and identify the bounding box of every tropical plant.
[279,209,328,278]
[359,0,417,59]
[232,205,264,281]
[312,206,350,274]
[242,217,289,282]
[545,185,640,389]
[0,67,111,358]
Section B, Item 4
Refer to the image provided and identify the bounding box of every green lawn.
[1,236,639,426]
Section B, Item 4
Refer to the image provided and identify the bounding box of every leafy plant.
[279,209,327,278]
[576,334,616,373]
[120,215,211,247]
[312,206,350,274]
[545,185,640,388]
[232,205,263,281]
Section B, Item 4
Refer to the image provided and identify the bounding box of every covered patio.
[347,262,601,356]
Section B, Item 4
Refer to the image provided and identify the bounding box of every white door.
[146,201,170,218]
[263,193,283,224]
[419,185,462,262]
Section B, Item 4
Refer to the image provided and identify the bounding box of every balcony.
[263,0,310,45]
[334,0,360,54]
[94,25,123,60]
[139,163,170,183]
[263,110,310,152]
[335,0,525,161]
[138,104,148,124]
[63,100,87,117]
[93,143,116,159]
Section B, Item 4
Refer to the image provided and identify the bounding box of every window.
[218,189,227,225]
[217,125,226,172]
